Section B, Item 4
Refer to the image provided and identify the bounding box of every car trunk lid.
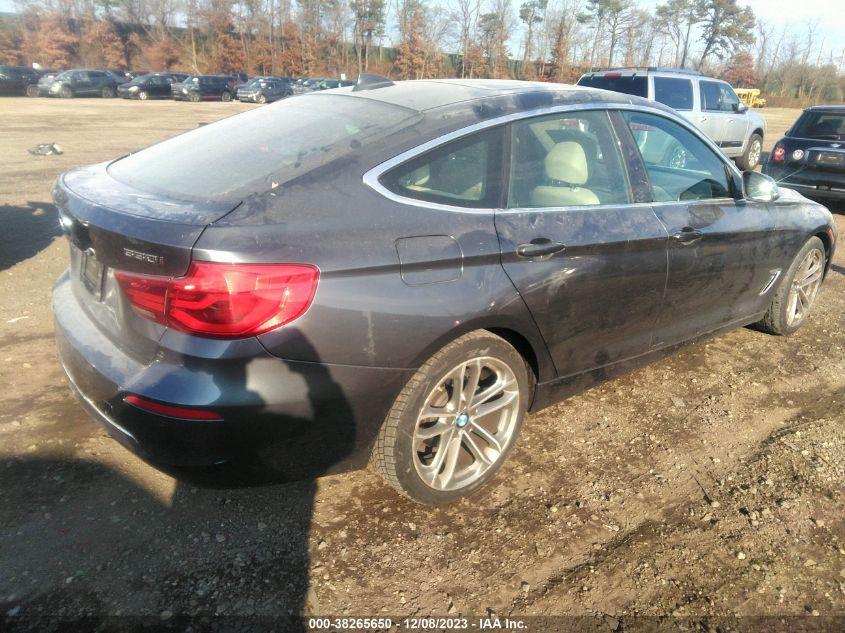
[53,163,239,363]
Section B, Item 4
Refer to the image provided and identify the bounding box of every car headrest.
[544,142,589,186]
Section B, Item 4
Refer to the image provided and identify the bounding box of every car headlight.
[128,85,139,93]
[792,149,805,161]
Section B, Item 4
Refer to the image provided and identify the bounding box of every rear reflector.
[124,395,222,421]
[115,261,319,338]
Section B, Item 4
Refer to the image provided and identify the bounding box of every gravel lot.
[1,98,843,629]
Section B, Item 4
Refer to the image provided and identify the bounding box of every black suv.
[0,66,40,96]
[118,72,189,100]
[175,75,236,102]
[48,70,121,98]
[236,77,292,103]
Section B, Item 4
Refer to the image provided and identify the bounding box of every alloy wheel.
[413,357,520,492]
[748,139,762,168]
[786,248,824,327]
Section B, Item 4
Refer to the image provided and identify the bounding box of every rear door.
[495,109,668,377]
[617,110,778,346]
[74,71,94,95]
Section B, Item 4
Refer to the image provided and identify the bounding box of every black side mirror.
[743,171,779,202]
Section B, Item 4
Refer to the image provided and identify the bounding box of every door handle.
[699,117,708,123]
[671,227,704,245]
[516,238,566,259]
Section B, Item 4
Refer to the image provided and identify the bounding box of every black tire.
[372,330,530,505]
[221,91,232,102]
[138,90,148,101]
[736,133,763,171]
[25,84,38,98]
[756,236,826,336]
[257,94,267,104]
[61,85,73,99]
[101,86,115,98]
[189,92,200,103]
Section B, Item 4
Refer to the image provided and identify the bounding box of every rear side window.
[653,77,693,111]
[108,95,420,202]
[380,128,501,208]
[508,110,631,208]
[577,74,648,98]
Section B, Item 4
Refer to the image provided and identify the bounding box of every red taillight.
[772,145,786,162]
[115,261,319,338]
[124,395,222,420]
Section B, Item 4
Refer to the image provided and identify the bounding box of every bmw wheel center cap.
[456,413,469,428]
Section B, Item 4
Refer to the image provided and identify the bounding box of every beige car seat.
[531,142,600,207]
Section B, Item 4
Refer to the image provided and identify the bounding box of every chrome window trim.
[362,101,743,214]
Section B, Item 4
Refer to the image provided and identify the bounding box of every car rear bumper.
[764,164,845,200]
[52,271,413,474]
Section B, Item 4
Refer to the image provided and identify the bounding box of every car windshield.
[791,111,845,140]
[108,94,421,202]
[130,74,154,85]
[577,74,648,98]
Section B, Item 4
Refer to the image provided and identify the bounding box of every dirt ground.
[0,99,843,630]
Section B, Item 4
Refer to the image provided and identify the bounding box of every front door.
[617,110,777,346]
[697,79,731,149]
[496,109,669,377]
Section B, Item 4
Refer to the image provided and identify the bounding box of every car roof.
[805,105,845,113]
[338,78,651,113]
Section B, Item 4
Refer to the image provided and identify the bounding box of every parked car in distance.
[126,70,151,81]
[118,73,186,100]
[292,77,324,94]
[174,75,236,101]
[577,67,767,170]
[311,78,356,91]
[764,106,845,201]
[52,79,836,505]
[237,77,292,103]
[0,65,40,96]
[49,69,121,98]
[34,70,61,97]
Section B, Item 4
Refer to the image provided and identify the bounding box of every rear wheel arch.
[406,320,553,401]
[814,230,833,276]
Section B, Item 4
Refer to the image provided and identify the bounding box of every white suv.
[577,68,766,171]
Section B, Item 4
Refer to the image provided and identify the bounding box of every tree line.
[0,0,843,104]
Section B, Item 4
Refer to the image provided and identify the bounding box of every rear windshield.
[577,74,648,98]
[108,94,420,202]
[791,111,845,140]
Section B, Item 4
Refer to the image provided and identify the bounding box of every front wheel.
[737,133,763,171]
[221,91,232,102]
[138,90,148,100]
[257,94,267,104]
[26,85,38,97]
[757,236,826,335]
[373,331,529,505]
[61,85,73,99]
[101,86,116,98]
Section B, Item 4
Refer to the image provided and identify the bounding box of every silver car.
[578,67,766,171]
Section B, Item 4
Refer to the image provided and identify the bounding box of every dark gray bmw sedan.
[53,79,836,504]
